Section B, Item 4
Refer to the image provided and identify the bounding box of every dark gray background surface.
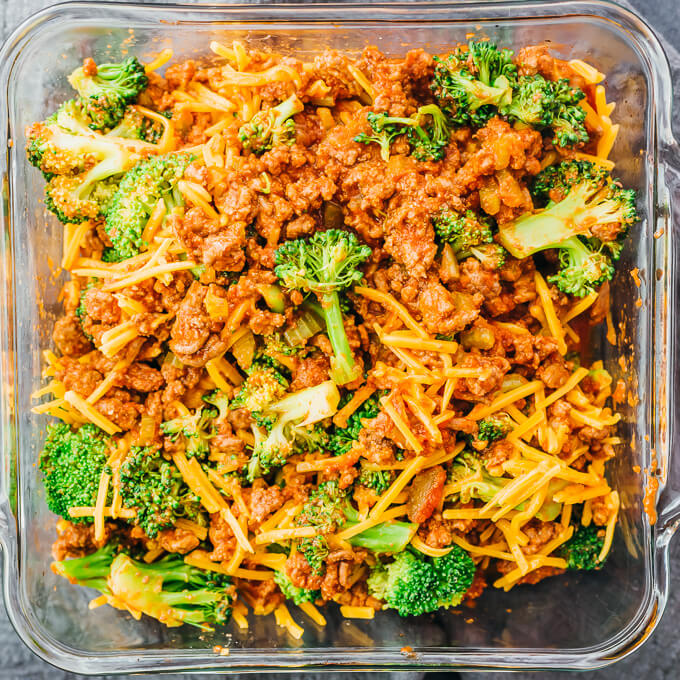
[0,1,678,678]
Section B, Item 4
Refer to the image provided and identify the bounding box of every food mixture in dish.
[28,39,635,634]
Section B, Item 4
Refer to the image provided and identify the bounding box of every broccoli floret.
[296,482,416,554]
[503,75,589,148]
[432,209,494,258]
[202,389,230,423]
[160,405,215,460]
[274,570,320,605]
[275,230,371,385]
[559,524,606,570]
[477,413,513,442]
[354,105,452,162]
[56,548,233,629]
[52,542,118,593]
[499,161,637,297]
[39,423,110,523]
[431,41,515,127]
[357,467,395,495]
[247,381,340,482]
[230,364,288,413]
[105,107,164,143]
[26,117,141,223]
[104,152,193,261]
[118,446,205,538]
[239,94,304,155]
[367,546,475,617]
[297,480,348,533]
[326,391,382,456]
[299,535,329,575]
[68,57,148,131]
[75,283,95,341]
[470,243,507,270]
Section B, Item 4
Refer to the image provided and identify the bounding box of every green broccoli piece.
[75,282,95,341]
[274,230,371,385]
[39,423,110,523]
[230,363,288,413]
[326,391,382,456]
[559,524,606,570]
[26,113,141,223]
[470,243,507,270]
[247,381,340,482]
[367,546,475,617]
[477,413,513,442]
[274,570,320,605]
[299,535,329,575]
[357,467,395,495]
[432,209,494,258]
[118,446,206,538]
[202,389,230,423]
[502,75,589,148]
[105,107,165,143]
[68,57,148,131]
[104,152,193,261]
[354,104,452,162]
[296,482,416,554]
[52,542,118,593]
[55,548,234,629]
[160,405,216,460]
[239,94,304,154]
[499,160,637,297]
[431,40,515,127]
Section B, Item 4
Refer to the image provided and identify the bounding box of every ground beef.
[52,314,92,357]
[156,527,200,554]
[289,354,330,391]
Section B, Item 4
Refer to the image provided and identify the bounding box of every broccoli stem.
[347,521,416,553]
[319,290,360,385]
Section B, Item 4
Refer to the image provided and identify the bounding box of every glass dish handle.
[656,139,680,539]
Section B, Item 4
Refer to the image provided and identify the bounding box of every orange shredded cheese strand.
[471,381,542,421]
[332,385,375,428]
[274,604,304,638]
[380,396,423,453]
[339,605,375,619]
[299,601,326,626]
[411,535,453,557]
[534,271,567,355]
[63,391,121,434]
[369,456,424,521]
[255,526,318,544]
[354,286,428,338]
[93,471,110,543]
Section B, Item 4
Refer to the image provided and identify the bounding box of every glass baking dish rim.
[0,0,677,673]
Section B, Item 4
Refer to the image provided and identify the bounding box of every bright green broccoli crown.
[357,467,395,494]
[353,111,410,162]
[432,208,494,257]
[239,94,304,154]
[52,542,118,593]
[448,451,506,503]
[68,57,148,131]
[531,159,606,206]
[354,105,452,162]
[247,381,340,482]
[367,546,475,617]
[547,236,614,298]
[274,230,370,385]
[477,413,513,442]
[39,423,111,523]
[559,524,606,570]
[230,365,288,413]
[104,152,193,260]
[105,107,165,143]
[118,446,205,538]
[160,405,215,460]
[274,570,320,605]
[107,552,233,629]
[202,389,230,422]
[502,74,557,127]
[326,391,382,456]
[500,161,637,296]
[550,79,589,148]
[502,75,588,147]
[431,41,515,126]
[299,535,329,575]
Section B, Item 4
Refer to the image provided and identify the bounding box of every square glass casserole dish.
[0,0,679,673]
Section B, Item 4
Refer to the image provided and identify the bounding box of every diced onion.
[231,329,255,370]
[138,415,156,446]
